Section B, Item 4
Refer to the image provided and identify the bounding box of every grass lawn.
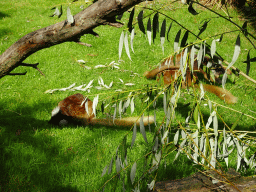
[0,0,256,191]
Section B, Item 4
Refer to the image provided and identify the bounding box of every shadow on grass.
[0,12,10,20]
[0,100,81,192]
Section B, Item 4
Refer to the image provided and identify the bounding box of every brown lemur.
[49,93,154,127]
[144,51,237,104]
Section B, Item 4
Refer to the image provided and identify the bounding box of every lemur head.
[49,106,76,126]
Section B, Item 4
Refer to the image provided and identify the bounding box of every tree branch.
[20,63,45,76]
[0,0,146,79]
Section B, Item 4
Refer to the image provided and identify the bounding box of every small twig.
[222,61,256,84]
[211,101,256,120]
[20,62,45,76]
[76,42,92,47]
[5,109,22,116]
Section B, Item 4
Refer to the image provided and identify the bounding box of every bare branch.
[0,0,146,79]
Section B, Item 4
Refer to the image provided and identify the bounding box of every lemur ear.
[49,106,66,125]
[51,106,60,117]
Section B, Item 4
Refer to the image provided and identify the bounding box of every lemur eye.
[59,119,68,126]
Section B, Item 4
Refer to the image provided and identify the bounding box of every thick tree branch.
[0,0,146,79]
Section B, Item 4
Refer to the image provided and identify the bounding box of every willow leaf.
[130,162,137,184]
[119,31,124,59]
[140,114,148,144]
[174,29,181,52]
[147,18,152,45]
[124,32,132,60]
[67,7,74,24]
[211,39,216,58]
[180,30,189,48]
[128,7,135,33]
[153,13,159,43]
[131,123,137,147]
[138,10,145,34]
[131,28,135,53]
[167,22,173,42]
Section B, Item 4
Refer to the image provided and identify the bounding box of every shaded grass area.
[0,0,256,191]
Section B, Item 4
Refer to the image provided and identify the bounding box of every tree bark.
[0,0,146,79]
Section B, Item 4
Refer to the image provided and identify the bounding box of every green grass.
[0,0,256,191]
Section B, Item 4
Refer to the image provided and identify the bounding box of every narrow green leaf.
[113,103,117,123]
[67,7,74,24]
[190,45,195,73]
[108,157,113,174]
[193,130,199,163]
[160,19,166,38]
[147,180,155,190]
[213,112,218,137]
[223,127,229,167]
[193,104,199,125]
[197,113,200,129]
[211,39,216,58]
[102,165,108,177]
[131,123,137,147]
[180,30,189,48]
[119,31,124,59]
[197,20,210,37]
[174,139,186,162]
[140,114,148,144]
[121,135,127,163]
[119,100,122,119]
[200,134,205,152]
[246,50,250,76]
[222,72,227,89]
[167,22,173,42]
[227,35,240,69]
[188,2,199,15]
[234,138,242,171]
[216,34,223,42]
[197,44,203,69]
[153,13,159,43]
[137,10,145,34]
[181,130,186,139]
[59,5,63,18]
[208,100,212,113]
[50,7,59,17]
[147,18,152,45]
[199,83,204,100]
[128,8,135,33]
[209,138,216,168]
[130,162,137,184]
[153,136,159,152]
[131,28,135,53]
[181,48,188,81]
[131,97,134,115]
[174,130,179,145]
[92,94,99,117]
[160,19,166,53]
[161,130,169,144]
[116,156,121,173]
[124,32,132,60]
[174,29,181,52]
[242,21,248,36]
[163,91,167,115]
